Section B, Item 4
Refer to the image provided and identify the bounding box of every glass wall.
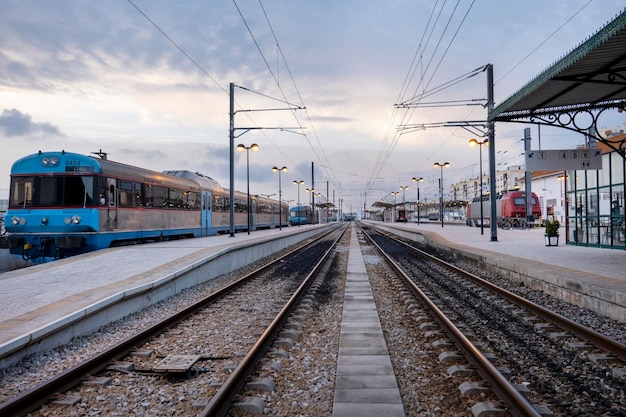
[567,152,625,249]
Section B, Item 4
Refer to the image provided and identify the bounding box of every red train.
[466,191,541,228]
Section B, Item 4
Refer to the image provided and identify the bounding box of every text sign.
[525,149,602,171]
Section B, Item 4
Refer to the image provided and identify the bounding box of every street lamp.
[306,188,315,223]
[558,171,568,242]
[400,186,409,222]
[293,180,304,207]
[272,166,288,230]
[391,191,399,222]
[236,143,259,235]
[433,162,450,228]
[293,180,304,227]
[469,138,488,235]
[411,177,424,225]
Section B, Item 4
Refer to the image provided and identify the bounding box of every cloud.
[0,108,63,137]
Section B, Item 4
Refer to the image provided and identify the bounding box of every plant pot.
[545,234,559,246]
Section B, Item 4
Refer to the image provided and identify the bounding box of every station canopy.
[489,8,626,157]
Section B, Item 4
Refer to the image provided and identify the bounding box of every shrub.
[545,219,560,236]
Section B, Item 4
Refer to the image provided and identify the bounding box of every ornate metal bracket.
[524,104,626,159]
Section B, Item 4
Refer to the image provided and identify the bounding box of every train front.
[1,151,103,262]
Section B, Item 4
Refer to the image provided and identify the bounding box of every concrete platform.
[332,227,406,417]
[365,220,626,323]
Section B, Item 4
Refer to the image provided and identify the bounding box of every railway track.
[0,224,348,417]
[360,223,626,416]
[2,223,625,415]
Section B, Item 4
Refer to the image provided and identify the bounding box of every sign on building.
[525,149,602,171]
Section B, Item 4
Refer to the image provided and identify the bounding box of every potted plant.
[544,218,560,246]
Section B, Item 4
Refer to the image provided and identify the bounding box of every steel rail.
[0,224,344,417]
[375,226,626,362]
[360,225,542,417]
[199,224,348,417]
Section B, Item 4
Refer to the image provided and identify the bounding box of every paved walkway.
[332,226,405,417]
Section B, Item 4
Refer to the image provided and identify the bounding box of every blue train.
[0,151,288,262]
[289,206,313,226]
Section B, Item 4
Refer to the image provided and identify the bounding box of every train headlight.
[11,216,26,225]
[71,215,81,224]
[64,217,72,225]
[41,156,59,166]
[41,217,48,225]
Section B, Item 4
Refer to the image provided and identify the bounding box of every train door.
[201,190,212,236]
[106,178,118,230]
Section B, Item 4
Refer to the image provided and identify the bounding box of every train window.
[169,189,184,208]
[142,184,152,206]
[213,195,226,212]
[186,191,200,210]
[119,180,133,207]
[9,177,33,208]
[235,199,246,213]
[64,176,95,206]
[259,203,271,214]
[97,177,108,205]
[37,177,60,206]
[151,186,168,208]
[133,182,142,206]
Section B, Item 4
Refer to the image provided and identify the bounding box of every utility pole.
[523,127,533,226]
[311,162,315,223]
[229,82,235,237]
[228,83,304,237]
[487,64,498,242]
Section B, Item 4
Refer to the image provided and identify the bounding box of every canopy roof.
[490,8,626,153]
[491,8,626,118]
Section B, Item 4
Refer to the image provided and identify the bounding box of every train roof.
[11,151,202,191]
[162,170,224,192]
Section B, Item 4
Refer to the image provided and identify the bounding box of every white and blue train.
[289,206,313,226]
[0,151,288,262]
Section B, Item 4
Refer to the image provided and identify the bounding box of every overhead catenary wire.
[128,0,337,199]
[235,0,343,198]
[368,0,476,195]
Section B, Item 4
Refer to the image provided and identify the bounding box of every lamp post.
[400,186,409,222]
[433,162,450,228]
[306,188,315,223]
[411,177,424,224]
[293,180,304,227]
[293,180,304,207]
[558,171,568,242]
[236,143,259,235]
[469,139,488,235]
[272,166,288,230]
[391,191,399,222]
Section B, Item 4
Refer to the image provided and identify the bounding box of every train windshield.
[9,175,96,208]
[513,196,538,206]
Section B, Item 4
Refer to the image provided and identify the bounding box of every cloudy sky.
[1,1,625,212]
